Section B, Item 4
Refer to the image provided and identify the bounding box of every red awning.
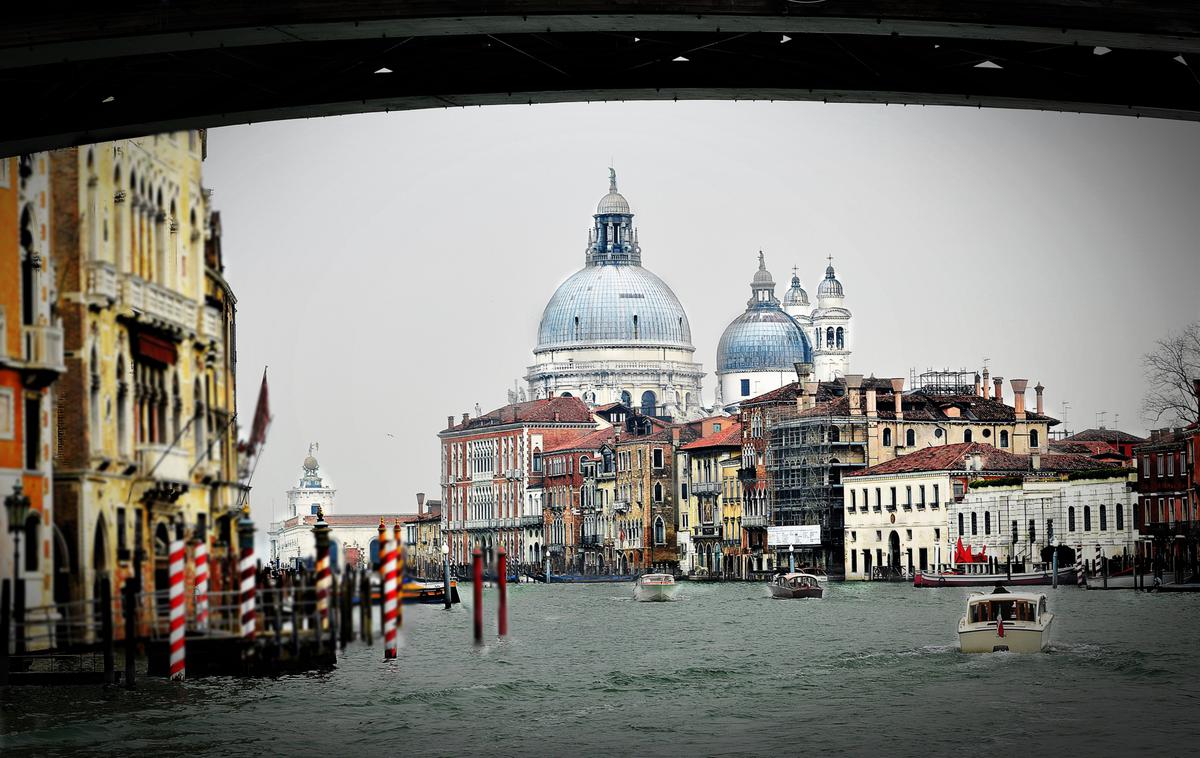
[135,332,177,365]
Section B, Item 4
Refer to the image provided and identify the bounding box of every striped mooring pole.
[380,519,398,660]
[393,520,405,634]
[472,547,483,645]
[168,527,187,681]
[1076,545,1086,589]
[238,507,258,643]
[313,509,332,632]
[497,546,508,638]
[193,536,209,633]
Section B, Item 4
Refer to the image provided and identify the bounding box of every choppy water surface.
[3,583,1198,756]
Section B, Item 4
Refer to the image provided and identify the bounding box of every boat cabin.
[966,592,1047,624]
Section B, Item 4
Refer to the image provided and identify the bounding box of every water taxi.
[634,573,681,602]
[958,586,1053,653]
[767,573,824,599]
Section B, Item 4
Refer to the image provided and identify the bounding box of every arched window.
[815,327,822,348]
[640,390,657,417]
[999,430,1009,448]
[1068,506,1076,531]
[835,327,844,349]
[89,345,101,450]
[654,517,666,545]
[1099,504,1107,531]
[1083,505,1092,531]
[620,390,632,407]
[116,356,129,458]
[984,511,991,535]
[826,327,835,346]
[532,448,542,473]
[964,429,973,443]
[905,429,915,447]
[193,378,205,461]
[560,392,572,398]
[970,512,977,536]
[1029,429,1040,448]
[1116,504,1124,531]
[653,483,663,502]
[882,428,892,447]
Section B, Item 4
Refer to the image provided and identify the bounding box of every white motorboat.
[767,573,824,599]
[957,586,1053,653]
[634,573,680,602]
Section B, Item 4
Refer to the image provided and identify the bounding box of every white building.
[843,442,1136,579]
[525,170,705,418]
[268,447,413,571]
[714,254,813,410]
[810,261,852,382]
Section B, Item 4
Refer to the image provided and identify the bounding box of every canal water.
[3,583,1198,756]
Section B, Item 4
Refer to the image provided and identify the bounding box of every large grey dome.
[535,264,694,352]
[717,308,812,372]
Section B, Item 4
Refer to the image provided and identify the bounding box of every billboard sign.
[767,525,822,547]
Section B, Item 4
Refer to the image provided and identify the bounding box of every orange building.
[0,153,67,649]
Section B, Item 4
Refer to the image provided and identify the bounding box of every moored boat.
[767,572,824,599]
[546,573,638,583]
[958,586,1053,653]
[634,573,681,602]
[914,566,1076,588]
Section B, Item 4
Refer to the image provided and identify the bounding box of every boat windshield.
[968,599,1039,623]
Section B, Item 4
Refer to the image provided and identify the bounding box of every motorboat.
[958,586,1053,653]
[914,566,1076,588]
[767,573,824,599]
[634,573,681,602]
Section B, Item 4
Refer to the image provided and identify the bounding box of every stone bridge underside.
[3,1,1200,154]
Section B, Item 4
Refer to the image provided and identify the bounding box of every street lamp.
[5,482,31,574]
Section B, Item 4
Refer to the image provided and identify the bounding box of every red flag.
[997,616,1005,638]
[247,368,272,456]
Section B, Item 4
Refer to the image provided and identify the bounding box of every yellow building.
[49,132,240,637]
[720,457,745,578]
[679,418,741,576]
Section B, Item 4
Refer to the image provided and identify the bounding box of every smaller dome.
[303,455,318,471]
[751,251,775,288]
[597,191,631,215]
[818,263,844,298]
[783,271,809,307]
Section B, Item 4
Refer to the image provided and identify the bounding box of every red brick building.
[439,396,595,570]
[1134,427,1197,580]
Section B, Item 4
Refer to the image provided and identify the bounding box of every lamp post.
[441,541,451,610]
[5,482,32,656]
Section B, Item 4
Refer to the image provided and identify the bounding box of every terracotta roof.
[1064,428,1147,444]
[848,442,1114,478]
[794,391,1057,425]
[543,427,616,454]
[300,514,420,527]
[1049,440,1124,458]
[442,396,595,433]
[681,421,743,451]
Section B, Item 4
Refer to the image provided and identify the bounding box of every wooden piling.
[1,579,10,686]
[340,570,352,650]
[100,575,115,685]
[123,576,138,689]
[472,548,483,645]
[14,574,25,656]
[497,548,508,638]
[360,569,372,645]
[289,574,300,660]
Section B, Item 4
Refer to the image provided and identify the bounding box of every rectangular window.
[117,507,128,551]
[905,486,912,507]
[890,487,897,506]
[652,448,663,469]
[0,387,13,440]
[1157,454,1165,477]
[24,395,39,470]
[851,548,857,574]
[934,528,940,541]
[1142,455,1150,477]
[740,379,750,397]
[851,490,857,508]
[933,484,940,506]
[681,483,688,501]
[1167,454,1174,477]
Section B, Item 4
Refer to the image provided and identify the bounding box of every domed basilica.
[715,254,852,410]
[525,171,705,418]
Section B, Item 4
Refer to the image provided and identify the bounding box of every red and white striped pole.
[237,507,257,644]
[168,529,186,680]
[380,519,398,660]
[192,536,209,633]
[313,509,332,632]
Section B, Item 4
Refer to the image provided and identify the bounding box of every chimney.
[1031,452,1041,471]
[865,387,878,418]
[553,411,560,422]
[462,412,470,425]
[416,492,426,514]
[845,374,863,416]
[793,361,813,383]
[804,381,820,411]
[671,426,681,445]
[1010,379,1028,419]
[1034,382,1045,416]
[447,415,454,430]
[982,367,991,399]
[974,373,982,397]
[890,378,904,419]
[970,452,983,471]
[992,376,1004,405]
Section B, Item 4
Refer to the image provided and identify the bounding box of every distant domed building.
[525,170,705,418]
[811,260,852,382]
[715,253,814,409]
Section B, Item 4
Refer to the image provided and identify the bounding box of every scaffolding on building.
[909,368,976,396]
[765,404,869,575]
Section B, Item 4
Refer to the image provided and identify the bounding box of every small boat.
[546,573,639,584]
[914,566,1076,588]
[767,572,824,599]
[958,586,1053,653]
[687,567,723,583]
[634,573,681,602]
[369,579,461,605]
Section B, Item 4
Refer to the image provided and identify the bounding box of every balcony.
[519,515,542,527]
[692,481,721,496]
[464,519,491,531]
[199,304,223,341]
[20,324,66,387]
[580,535,601,547]
[738,467,757,484]
[613,500,630,513]
[121,275,198,336]
[85,260,119,305]
[742,514,768,528]
[137,443,190,483]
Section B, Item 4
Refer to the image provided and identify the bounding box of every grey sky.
[202,101,1200,523]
